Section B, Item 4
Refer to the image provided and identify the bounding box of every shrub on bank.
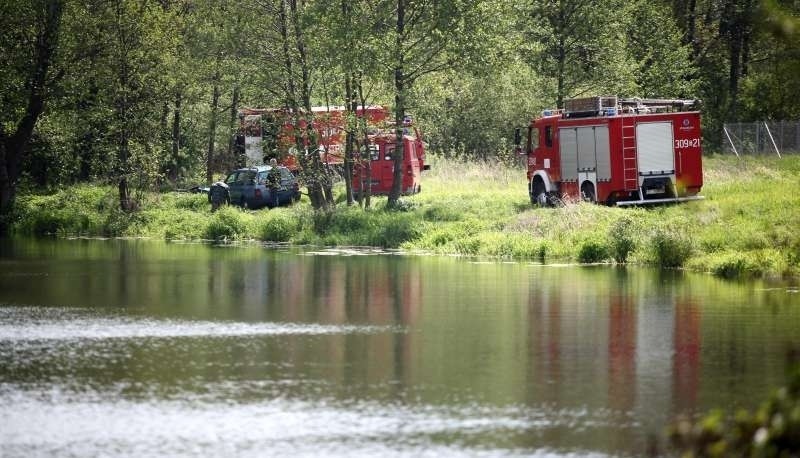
[648,224,694,268]
[689,250,785,279]
[607,216,637,263]
[13,185,124,236]
[204,206,252,241]
[577,237,610,263]
[257,208,302,243]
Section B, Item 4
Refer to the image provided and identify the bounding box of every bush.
[12,186,118,236]
[702,250,782,279]
[607,216,637,263]
[259,210,301,242]
[668,362,800,457]
[577,237,610,263]
[204,206,251,241]
[376,214,420,247]
[649,227,693,268]
[452,234,482,255]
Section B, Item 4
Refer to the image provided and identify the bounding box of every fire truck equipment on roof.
[516,95,704,206]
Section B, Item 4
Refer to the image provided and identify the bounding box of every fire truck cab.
[518,96,704,206]
[352,128,427,196]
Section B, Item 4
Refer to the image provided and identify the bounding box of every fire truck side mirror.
[513,128,521,147]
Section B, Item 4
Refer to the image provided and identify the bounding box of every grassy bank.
[9,154,800,279]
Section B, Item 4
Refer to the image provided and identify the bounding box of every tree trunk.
[278,0,320,209]
[0,0,63,233]
[357,76,373,209]
[226,85,240,170]
[206,64,221,185]
[344,74,355,206]
[387,0,406,209]
[289,0,328,209]
[170,90,181,184]
[556,38,566,108]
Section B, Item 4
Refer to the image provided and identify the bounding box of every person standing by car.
[267,158,282,207]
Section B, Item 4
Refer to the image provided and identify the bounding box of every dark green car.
[224,166,300,209]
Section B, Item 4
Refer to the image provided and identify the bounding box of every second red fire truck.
[516,96,704,206]
[235,106,427,195]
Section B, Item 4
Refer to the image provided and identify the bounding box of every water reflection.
[0,238,798,456]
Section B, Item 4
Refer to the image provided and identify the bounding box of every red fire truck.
[236,105,389,169]
[235,106,428,195]
[351,124,428,195]
[516,96,704,206]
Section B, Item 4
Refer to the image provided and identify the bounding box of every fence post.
[764,122,782,158]
[723,125,740,157]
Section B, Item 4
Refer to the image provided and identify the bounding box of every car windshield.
[257,171,268,184]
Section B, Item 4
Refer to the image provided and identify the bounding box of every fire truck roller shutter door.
[559,128,578,181]
[595,126,610,180]
[577,127,595,172]
[636,122,675,177]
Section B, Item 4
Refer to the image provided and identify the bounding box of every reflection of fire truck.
[235,106,428,195]
[516,96,704,206]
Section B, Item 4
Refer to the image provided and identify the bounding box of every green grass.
[9,154,800,279]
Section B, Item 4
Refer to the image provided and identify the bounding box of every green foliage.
[310,206,420,248]
[577,237,610,264]
[607,216,638,263]
[257,209,302,243]
[12,185,127,236]
[669,362,800,457]
[203,206,251,241]
[689,250,784,279]
[414,63,548,159]
[624,0,697,97]
[648,225,694,268]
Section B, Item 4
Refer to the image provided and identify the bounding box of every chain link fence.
[722,121,800,156]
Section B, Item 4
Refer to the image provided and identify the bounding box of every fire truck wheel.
[581,182,596,203]
[531,178,548,207]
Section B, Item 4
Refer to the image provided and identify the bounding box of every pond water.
[1,238,798,457]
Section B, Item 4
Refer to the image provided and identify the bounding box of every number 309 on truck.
[514,96,704,206]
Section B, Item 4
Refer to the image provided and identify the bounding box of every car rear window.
[239,171,256,183]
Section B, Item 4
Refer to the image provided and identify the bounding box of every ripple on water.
[0,306,629,457]
[0,306,401,342]
[0,385,619,458]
